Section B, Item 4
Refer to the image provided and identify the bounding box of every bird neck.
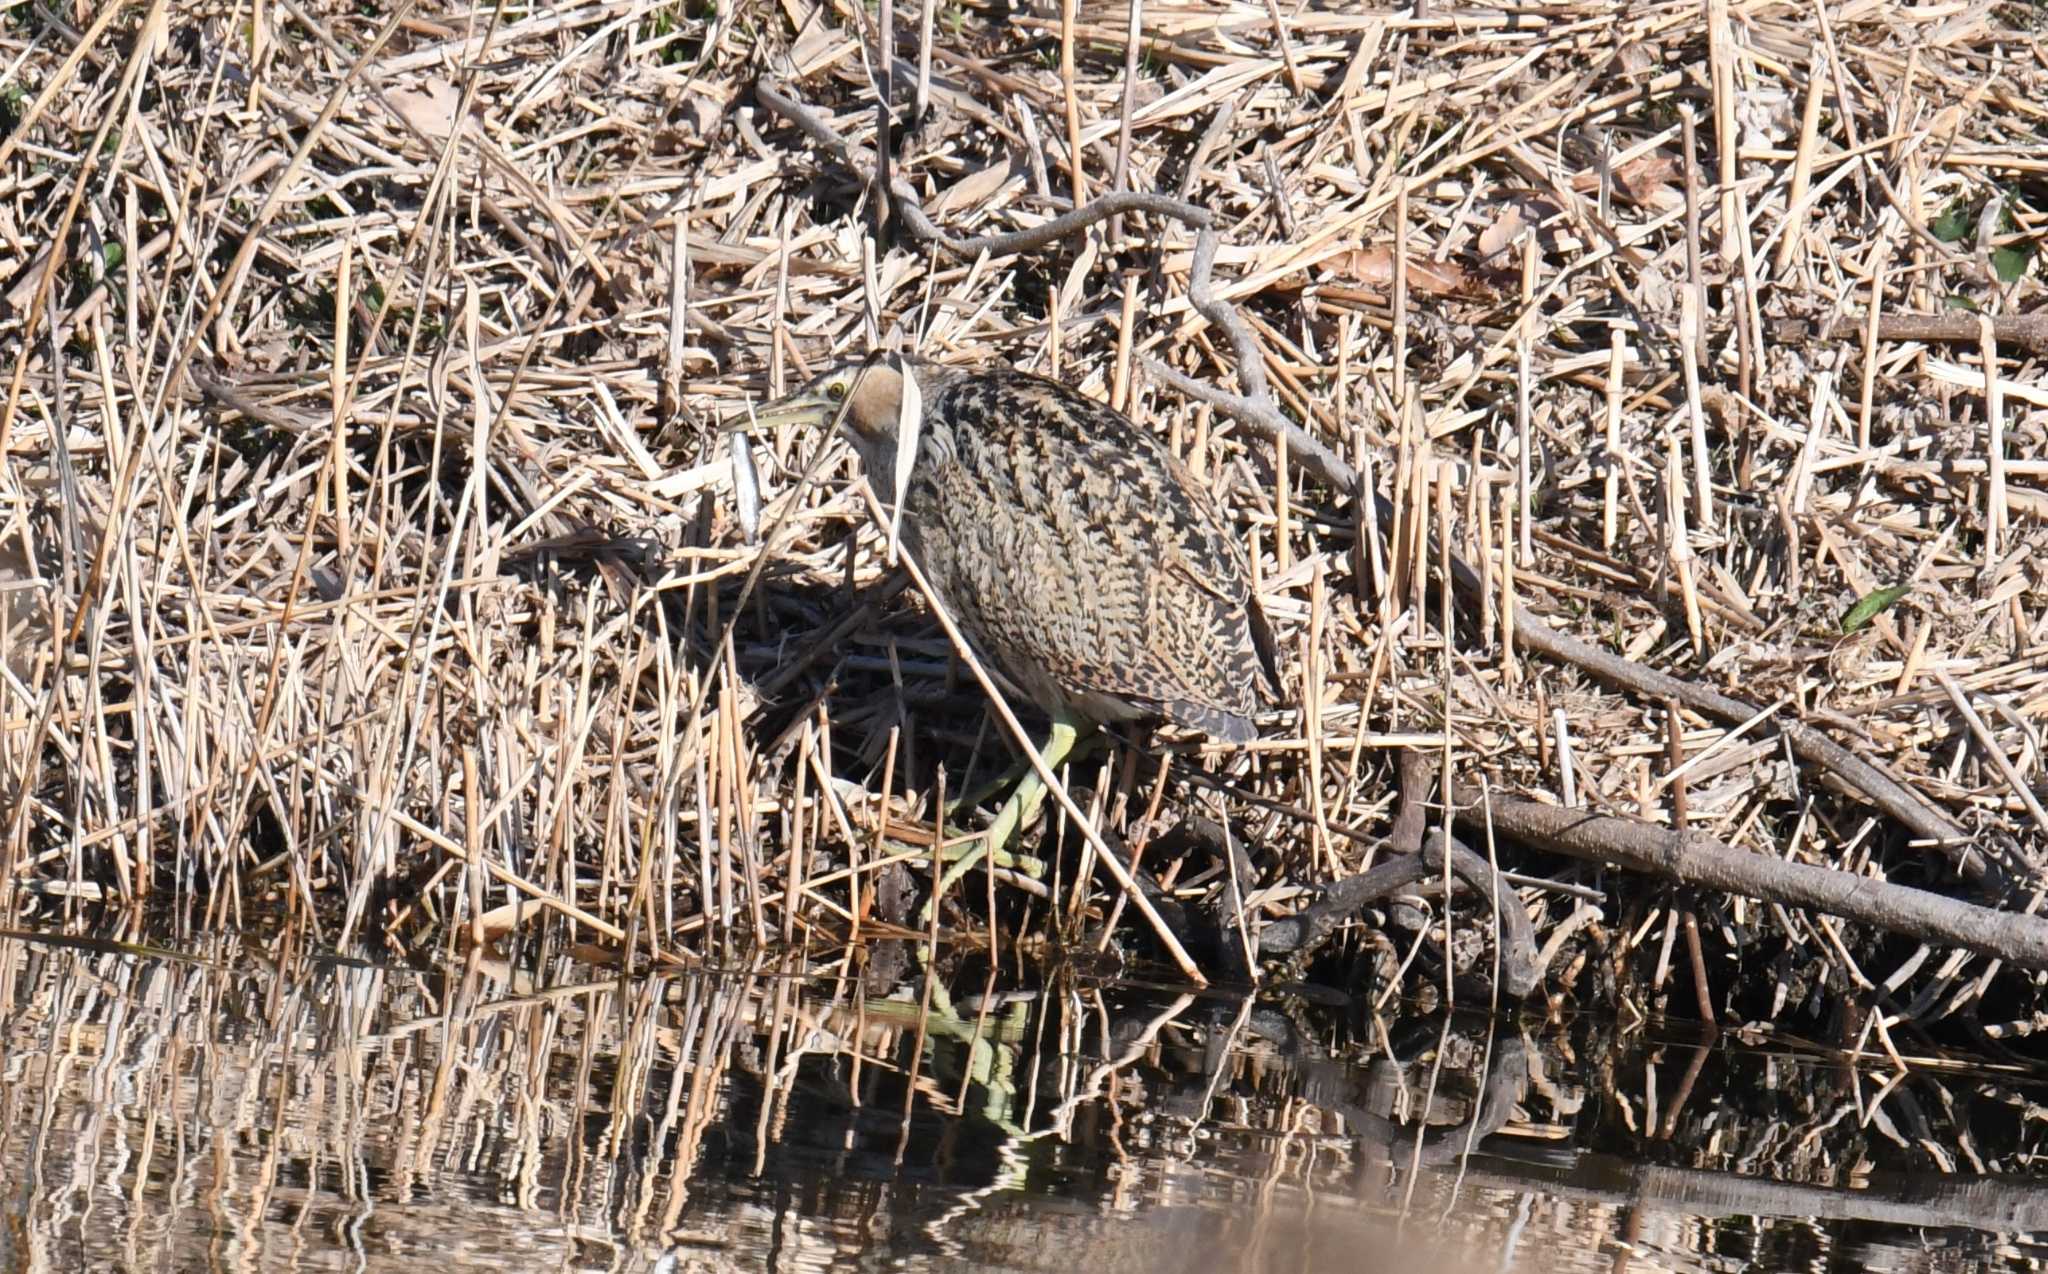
[845,429,906,506]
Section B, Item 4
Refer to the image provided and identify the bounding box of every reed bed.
[2,0,2047,1038]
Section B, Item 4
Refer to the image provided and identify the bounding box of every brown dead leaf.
[928,156,1027,218]
[1570,150,1684,211]
[1478,203,1527,263]
[388,78,465,140]
[469,898,546,945]
[1615,42,1658,77]
[789,5,858,78]
[1475,196,1562,264]
[1327,246,1482,298]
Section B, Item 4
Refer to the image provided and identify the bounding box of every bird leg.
[943,754,1033,821]
[944,714,1102,821]
[928,708,1095,909]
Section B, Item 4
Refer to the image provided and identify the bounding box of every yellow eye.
[826,381,847,401]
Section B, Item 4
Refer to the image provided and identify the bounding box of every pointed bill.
[887,359,921,566]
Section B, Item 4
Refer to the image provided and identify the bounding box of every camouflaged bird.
[752,352,1281,742]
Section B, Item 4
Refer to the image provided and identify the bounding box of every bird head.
[745,353,911,452]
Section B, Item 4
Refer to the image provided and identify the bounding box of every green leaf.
[1992,244,2034,284]
[1931,202,1974,243]
[1841,585,1911,634]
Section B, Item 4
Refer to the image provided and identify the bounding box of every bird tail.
[1166,700,1259,745]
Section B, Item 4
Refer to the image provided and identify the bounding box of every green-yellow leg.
[928,710,1091,911]
[945,751,1037,821]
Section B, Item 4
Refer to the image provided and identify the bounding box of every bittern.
[747,351,1280,879]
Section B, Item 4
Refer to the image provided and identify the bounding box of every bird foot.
[919,713,1092,921]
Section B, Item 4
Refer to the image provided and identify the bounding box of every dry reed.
[2,0,2047,1035]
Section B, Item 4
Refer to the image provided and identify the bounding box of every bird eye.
[826,381,847,401]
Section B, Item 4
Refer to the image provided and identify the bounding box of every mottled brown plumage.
[754,352,1280,743]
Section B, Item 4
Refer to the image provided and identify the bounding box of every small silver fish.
[729,428,762,545]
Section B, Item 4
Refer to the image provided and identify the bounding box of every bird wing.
[929,372,1277,729]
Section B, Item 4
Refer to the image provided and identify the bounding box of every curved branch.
[939,192,1211,259]
[755,77,1212,259]
[1453,784,2041,967]
[1259,830,1544,998]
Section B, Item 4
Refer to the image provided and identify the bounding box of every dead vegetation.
[3,0,2048,1049]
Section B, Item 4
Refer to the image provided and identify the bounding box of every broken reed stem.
[1058,0,1086,209]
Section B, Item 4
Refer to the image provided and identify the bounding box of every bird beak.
[730,387,839,435]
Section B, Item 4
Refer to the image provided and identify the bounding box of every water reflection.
[0,927,2043,1271]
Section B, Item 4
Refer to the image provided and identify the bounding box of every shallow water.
[0,927,2042,1272]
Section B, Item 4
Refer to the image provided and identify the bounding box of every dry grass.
[3,0,2047,1027]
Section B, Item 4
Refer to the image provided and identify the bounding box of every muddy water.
[0,928,2040,1272]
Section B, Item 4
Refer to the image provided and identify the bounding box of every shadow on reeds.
[1,921,2044,1272]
